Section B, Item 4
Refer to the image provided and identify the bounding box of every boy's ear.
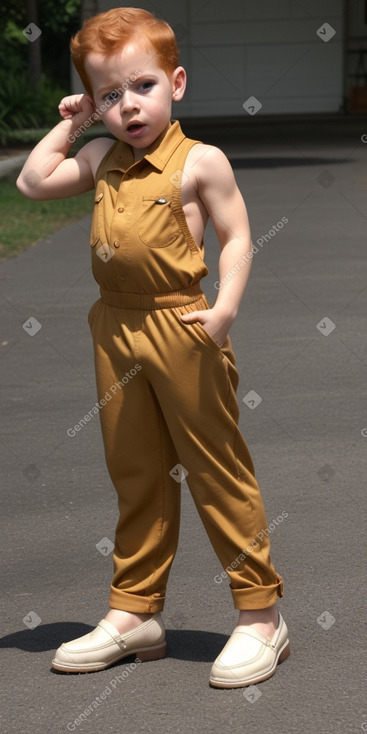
[171,66,186,101]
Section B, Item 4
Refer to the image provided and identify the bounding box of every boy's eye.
[139,82,154,91]
[104,90,120,102]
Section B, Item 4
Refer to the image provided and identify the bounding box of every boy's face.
[85,41,186,159]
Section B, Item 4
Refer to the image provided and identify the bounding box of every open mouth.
[127,123,144,131]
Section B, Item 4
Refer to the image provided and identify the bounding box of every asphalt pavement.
[1,114,367,734]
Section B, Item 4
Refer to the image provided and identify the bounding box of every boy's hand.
[180,308,234,347]
[58,93,98,127]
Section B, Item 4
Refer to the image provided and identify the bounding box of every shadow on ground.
[0,624,228,663]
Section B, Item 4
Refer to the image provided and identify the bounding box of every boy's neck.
[132,120,173,162]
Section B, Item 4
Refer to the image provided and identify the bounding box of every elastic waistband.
[99,283,204,309]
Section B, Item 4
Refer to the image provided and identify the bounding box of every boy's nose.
[120,90,139,113]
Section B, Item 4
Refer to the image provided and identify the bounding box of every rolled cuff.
[109,587,165,614]
[230,574,284,610]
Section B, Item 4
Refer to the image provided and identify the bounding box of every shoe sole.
[209,640,290,689]
[51,642,167,673]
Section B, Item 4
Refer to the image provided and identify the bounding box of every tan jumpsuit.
[87,120,284,613]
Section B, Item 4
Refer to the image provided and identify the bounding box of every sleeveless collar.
[100,120,186,175]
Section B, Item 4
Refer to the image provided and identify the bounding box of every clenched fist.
[58,94,99,127]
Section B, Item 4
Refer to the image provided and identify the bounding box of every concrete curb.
[0,153,30,179]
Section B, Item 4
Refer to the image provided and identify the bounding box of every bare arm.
[181,146,253,345]
[16,94,113,200]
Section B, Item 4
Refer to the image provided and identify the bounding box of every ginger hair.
[70,7,179,98]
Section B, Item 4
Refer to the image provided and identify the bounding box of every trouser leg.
[140,299,284,610]
[88,300,180,613]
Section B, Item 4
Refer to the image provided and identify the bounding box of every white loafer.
[209,612,290,688]
[52,613,166,673]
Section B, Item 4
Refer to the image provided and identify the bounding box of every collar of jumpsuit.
[101,119,185,175]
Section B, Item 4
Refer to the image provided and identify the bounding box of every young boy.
[17,7,289,687]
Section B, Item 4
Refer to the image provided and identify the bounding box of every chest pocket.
[138,196,181,248]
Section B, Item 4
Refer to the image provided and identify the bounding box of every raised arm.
[16,94,113,201]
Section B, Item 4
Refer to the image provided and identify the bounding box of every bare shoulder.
[76,136,116,180]
[186,143,235,188]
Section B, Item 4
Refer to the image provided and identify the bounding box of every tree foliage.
[0,0,83,140]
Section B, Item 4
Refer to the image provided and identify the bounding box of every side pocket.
[194,321,229,352]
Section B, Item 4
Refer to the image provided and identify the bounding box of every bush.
[0,2,83,146]
[0,72,67,145]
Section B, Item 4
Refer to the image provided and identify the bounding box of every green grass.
[0,170,94,260]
